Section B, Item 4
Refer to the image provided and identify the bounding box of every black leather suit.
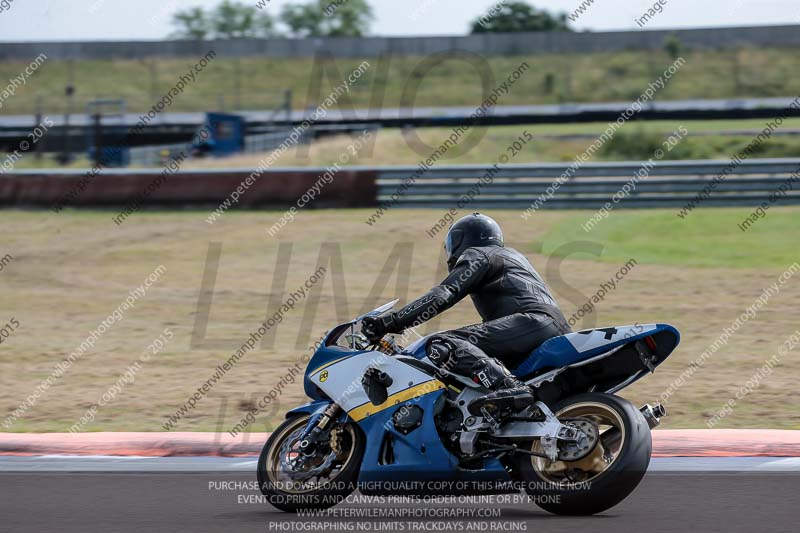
[386,245,571,376]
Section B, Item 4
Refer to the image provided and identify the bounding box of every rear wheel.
[510,393,652,515]
[257,414,365,512]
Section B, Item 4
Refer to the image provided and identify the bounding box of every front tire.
[510,393,652,515]
[257,414,365,513]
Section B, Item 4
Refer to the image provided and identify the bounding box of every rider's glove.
[362,314,400,343]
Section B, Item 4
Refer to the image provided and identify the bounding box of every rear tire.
[510,393,651,515]
[257,414,365,513]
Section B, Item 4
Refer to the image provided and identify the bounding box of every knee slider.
[427,336,455,367]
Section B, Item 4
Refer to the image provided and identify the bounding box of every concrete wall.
[2,25,800,61]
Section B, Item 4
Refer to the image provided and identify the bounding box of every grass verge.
[0,208,798,432]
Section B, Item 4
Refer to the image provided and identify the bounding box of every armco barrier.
[2,158,799,210]
[0,168,377,208]
[376,158,800,209]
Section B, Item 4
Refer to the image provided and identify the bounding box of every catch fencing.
[3,25,800,60]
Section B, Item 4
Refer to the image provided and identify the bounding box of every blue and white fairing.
[512,323,680,377]
[296,302,449,424]
[293,309,487,484]
[287,300,679,485]
[402,323,680,382]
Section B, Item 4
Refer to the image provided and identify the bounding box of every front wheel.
[257,414,365,512]
[510,393,652,515]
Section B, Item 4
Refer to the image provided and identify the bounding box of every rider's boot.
[467,358,536,418]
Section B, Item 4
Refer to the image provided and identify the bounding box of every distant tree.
[281,0,373,37]
[470,1,572,33]
[172,1,279,40]
[324,0,374,37]
[171,0,367,40]
[212,0,258,38]
[171,7,211,40]
[281,2,325,38]
[255,11,279,38]
[663,33,683,60]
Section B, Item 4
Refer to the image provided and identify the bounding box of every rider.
[362,213,571,417]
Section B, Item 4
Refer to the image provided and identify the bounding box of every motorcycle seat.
[510,324,675,378]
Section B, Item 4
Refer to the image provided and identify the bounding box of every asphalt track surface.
[2,457,799,533]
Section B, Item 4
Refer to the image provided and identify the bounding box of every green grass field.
[541,209,800,268]
[182,120,800,169]
[2,46,800,115]
[0,207,798,433]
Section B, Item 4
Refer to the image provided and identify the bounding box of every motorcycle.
[258,299,679,515]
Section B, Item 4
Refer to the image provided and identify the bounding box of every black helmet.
[445,213,504,268]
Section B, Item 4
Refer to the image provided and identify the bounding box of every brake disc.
[279,431,337,482]
[556,418,600,462]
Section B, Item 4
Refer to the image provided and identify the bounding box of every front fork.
[297,403,343,456]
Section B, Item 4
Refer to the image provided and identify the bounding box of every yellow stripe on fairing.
[347,380,446,421]
[309,355,352,377]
